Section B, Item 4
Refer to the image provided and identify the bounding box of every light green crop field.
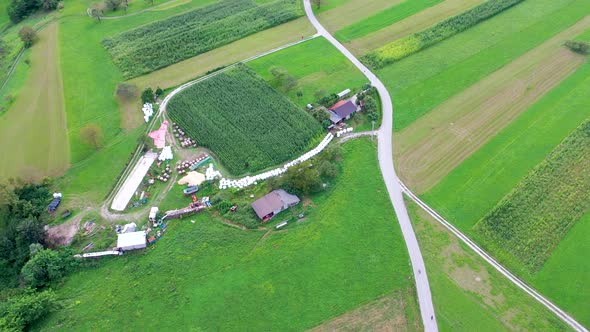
[36,139,420,331]
[407,201,567,331]
[0,23,69,181]
[421,61,590,326]
[334,0,444,43]
[315,0,398,33]
[376,0,590,131]
[247,37,367,107]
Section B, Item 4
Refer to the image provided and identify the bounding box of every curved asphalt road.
[302,2,437,331]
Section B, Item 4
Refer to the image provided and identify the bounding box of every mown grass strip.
[475,119,590,273]
[362,0,523,69]
[334,0,443,42]
[103,0,303,78]
[167,65,321,175]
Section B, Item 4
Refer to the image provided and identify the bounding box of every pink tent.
[149,121,168,149]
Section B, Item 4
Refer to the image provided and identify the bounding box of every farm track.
[400,181,588,332]
[303,1,438,331]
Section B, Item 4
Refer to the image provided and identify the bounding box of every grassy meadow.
[36,139,420,331]
[247,37,367,107]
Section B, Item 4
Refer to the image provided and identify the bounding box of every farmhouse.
[328,100,358,125]
[251,189,300,222]
[117,231,147,251]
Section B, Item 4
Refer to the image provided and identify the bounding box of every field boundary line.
[399,180,589,332]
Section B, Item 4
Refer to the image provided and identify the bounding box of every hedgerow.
[362,0,524,69]
[167,65,322,175]
[475,119,590,273]
[103,0,303,78]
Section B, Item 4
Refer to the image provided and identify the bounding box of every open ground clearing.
[334,0,443,43]
[36,139,419,331]
[475,118,590,273]
[129,17,315,90]
[407,201,567,331]
[344,0,483,55]
[375,0,590,131]
[103,0,303,78]
[422,60,590,326]
[315,0,399,33]
[247,37,367,107]
[395,17,590,193]
[167,66,321,175]
[0,23,69,181]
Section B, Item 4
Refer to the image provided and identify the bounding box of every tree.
[80,124,103,149]
[155,87,164,98]
[116,83,138,101]
[565,40,589,55]
[104,0,122,11]
[90,4,104,22]
[141,87,155,103]
[270,66,297,91]
[314,89,327,102]
[280,162,323,195]
[0,289,59,331]
[21,249,70,288]
[319,160,338,179]
[311,0,321,9]
[8,0,58,23]
[363,95,377,112]
[18,27,37,48]
[41,0,58,10]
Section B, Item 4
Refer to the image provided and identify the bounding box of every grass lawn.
[0,23,69,181]
[129,17,315,90]
[407,201,568,331]
[376,0,590,131]
[36,138,420,331]
[247,37,367,107]
[0,2,9,30]
[316,0,399,33]
[334,0,444,43]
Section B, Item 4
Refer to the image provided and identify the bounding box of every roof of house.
[251,189,300,219]
[329,100,357,119]
[329,111,342,124]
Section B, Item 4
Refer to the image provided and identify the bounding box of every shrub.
[363,0,525,68]
[103,0,303,78]
[18,27,37,48]
[141,87,155,104]
[564,40,589,55]
[20,249,72,288]
[116,83,138,101]
[0,289,59,331]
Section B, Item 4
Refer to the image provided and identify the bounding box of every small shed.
[251,189,300,222]
[117,231,147,251]
[337,88,351,98]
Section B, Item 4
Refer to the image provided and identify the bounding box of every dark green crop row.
[475,119,590,273]
[167,65,322,175]
[362,0,524,69]
[103,0,303,79]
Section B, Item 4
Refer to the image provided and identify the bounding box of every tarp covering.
[117,231,146,251]
[149,120,168,149]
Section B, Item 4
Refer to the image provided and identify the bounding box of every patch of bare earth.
[346,0,484,55]
[309,290,420,332]
[46,214,83,247]
[396,16,590,193]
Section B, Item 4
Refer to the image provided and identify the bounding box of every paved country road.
[302,1,438,331]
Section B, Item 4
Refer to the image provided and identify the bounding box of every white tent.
[117,231,146,251]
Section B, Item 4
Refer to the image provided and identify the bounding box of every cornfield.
[103,0,303,78]
[167,65,322,175]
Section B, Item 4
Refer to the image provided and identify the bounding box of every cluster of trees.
[18,27,37,48]
[0,181,76,330]
[357,86,380,122]
[7,0,59,24]
[269,66,298,92]
[140,87,163,104]
[272,144,342,195]
[307,106,331,129]
[565,40,589,55]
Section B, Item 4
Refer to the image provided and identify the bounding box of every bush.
[363,0,524,68]
[103,0,303,78]
[18,27,37,48]
[0,289,59,331]
[140,87,155,104]
[21,249,72,288]
[564,40,589,55]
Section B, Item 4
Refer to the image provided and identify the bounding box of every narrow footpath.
[302,1,438,331]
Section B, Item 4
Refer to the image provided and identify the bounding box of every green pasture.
[36,139,419,331]
[375,0,590,131]
[407,201,567,331]
[335,0,443,42]
[248,37,367,107]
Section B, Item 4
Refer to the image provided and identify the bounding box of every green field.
[247,37,367,107]
[36,139,419,331]
[421,60,590,325]
[334,0,443,43]
[375,0,590,131]
[167,66,321,175]
[103,0,302,78]
[476,119,590,273]
[407,201,567,331]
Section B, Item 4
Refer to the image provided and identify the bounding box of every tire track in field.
[396,15,590,193]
